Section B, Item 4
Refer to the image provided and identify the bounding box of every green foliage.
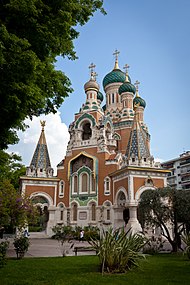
[52,225,74,243]
[143,235,165,255]
[89,228,146,274]
[0,240,9,268]
[0,150,26,190]
[138,187,190,252]
[0,179,38,230]
[0,0,105,149]
[182,233,190,259]
[13,236,30,259]
[73,226,100,241]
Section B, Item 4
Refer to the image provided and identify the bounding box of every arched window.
[73,175,78,194]
[104,177,110,195]
[104,201,111,221]
[91,203,96,221]
[59,180,65,197]
[82,122,92,140]
[73,203,77,221]
[59,203,64,221]
[81,173,88,192]
[107,209,110,220]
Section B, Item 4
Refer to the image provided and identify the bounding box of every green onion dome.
[118,81,136,95]
[103,69,126,90]
[133,96,146,108]
[97,91,104,102]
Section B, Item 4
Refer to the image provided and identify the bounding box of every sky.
[8,0,190,172]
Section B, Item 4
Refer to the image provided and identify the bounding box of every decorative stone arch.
[57,202,66,222]
[113,132,121,140]
[88,199,97,222]
[75,113,96,129]
[70,200,80,222]
[135,185,157,202]
[68,151,98,179]
[57,202,66,208]
[103,116,113,129]
[103,200,112,222]
[30,192,53,207]
[115,187,129,206]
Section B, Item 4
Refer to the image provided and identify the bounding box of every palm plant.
[182,233,190,259]
[89,228,147,274]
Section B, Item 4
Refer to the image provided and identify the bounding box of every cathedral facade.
[20,52,169,236]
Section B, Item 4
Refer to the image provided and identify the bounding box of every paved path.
[5,238,93,258]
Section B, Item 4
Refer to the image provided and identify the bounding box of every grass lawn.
[0,254,189,285]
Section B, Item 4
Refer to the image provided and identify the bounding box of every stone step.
[28,231,49,238]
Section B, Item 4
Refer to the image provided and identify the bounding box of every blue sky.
[9,0,190,170]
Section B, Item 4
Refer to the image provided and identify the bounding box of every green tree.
[0,150,26,190]
[0,0,105,149]
[0,179,37,231]
[138,187,190,252]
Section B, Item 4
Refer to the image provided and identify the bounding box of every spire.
[123,64,130,82]
[88,63,97,80]
[113,49,120,70]
[134,80,140,97]
[28,121,53,177]
[126,110,150,161]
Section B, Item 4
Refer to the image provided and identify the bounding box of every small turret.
[26,121,54,177]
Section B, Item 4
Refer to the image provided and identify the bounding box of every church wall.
[25,185,55,200]
[133,176,165,195]
[115,127,131,154]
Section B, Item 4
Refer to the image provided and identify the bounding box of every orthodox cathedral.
[20,51,169,236]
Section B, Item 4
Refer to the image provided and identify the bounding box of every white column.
[125,206,142,234]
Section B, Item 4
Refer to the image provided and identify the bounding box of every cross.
[40,120,46,130]
[92,71,98,80]
[113,49,120,61]
[89,63,96,76]
[134,80,140,91]
[123,64,130,74]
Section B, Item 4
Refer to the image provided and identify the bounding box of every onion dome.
[97,91,104,102]
[118,65,136,95]
[133,82,146,108]
[118,81,136,95]
[84,63,99,92]
[133,96,146,108]
[102,52,126,90]
[103,69,126,90]
[84,77,99,92]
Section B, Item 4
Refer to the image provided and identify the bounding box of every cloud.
[154,157,164,163]
[8,112,70,174]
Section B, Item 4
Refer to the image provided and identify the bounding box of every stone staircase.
[28,231,49,238]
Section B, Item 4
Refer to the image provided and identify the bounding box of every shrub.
[89,228,147,274]
[13,236,30,259]
[182,233,190,259]
[52,225,74,256]
[0,240,9,268]
[143,235,165,254]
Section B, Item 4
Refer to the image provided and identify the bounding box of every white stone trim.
[135,185,157,201]
[30,192,54,206]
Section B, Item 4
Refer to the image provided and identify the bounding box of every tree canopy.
[138,187,190,252]
[0,0,105,149]
[0,150,26,190]
[0,179,37,230]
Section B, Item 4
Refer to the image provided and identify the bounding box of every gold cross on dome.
[134,80,140,91]
[113,49,120,60]
[92,71,98,80]
[89,63,96,75]
[40,120,46,130]
[123,64,130,74]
